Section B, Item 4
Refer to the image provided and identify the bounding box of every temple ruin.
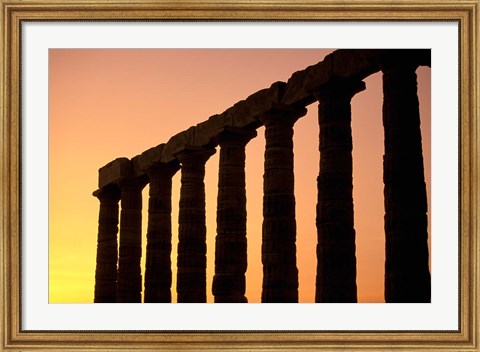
[93,49,431,303]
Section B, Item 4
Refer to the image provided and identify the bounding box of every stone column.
[116,176,148,303]
[93,184,121,303]
[382,58,431,303]
[259,104,307,303]
[212,127,257,303]
[175,146,216,303]
[143,161,180,303]
[312,77,365,303]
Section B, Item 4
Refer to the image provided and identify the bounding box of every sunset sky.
[48,49,431,304]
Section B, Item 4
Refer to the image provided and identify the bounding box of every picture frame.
[1,1,478,351]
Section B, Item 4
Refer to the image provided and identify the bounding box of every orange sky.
[48,49,431,303]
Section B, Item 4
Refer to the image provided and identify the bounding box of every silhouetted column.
[116,176,148,303]
[143,161,180,303]
[93,184,121,303]
[312,77,365,303]
[382,58,431,303]
[212,127,257,303]
[175,146,216,303]
[259,104,307,303]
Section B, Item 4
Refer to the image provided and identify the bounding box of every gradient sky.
[48,49,431,303]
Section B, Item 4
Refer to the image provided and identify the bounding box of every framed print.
[1,0,478,351]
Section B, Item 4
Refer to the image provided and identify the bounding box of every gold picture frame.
[1,1,478,351]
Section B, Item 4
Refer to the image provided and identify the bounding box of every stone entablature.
[96,49,430,188]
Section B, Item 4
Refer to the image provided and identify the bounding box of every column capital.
[93,184,121,202]
[310,76,366,101]
[258,103,307,126]
[216,127,257,146]
[174,145,216,164]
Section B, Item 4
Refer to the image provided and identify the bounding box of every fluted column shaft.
[93,185,121,303]
[144,162,180,303]
[176,147,216,303]
[212,128,257,303]
[382,61,431,303]
[314,78,365,303]
[116,176,148,303]
[260,105,306,303]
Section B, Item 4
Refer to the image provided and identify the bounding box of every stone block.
[222,82,286,129]
[282,60,330,106]
[162,128,195,162]
[303,56,332,90]
[223,100,248,127]
[331,49,379,80]
[193,114,225,147]
[370,49,431,69]
[98,157,131,188]
[244,81,285,118]
[281,65,311,106]
[131,144,165,175]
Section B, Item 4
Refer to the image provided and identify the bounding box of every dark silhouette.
[93,49,431,304]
